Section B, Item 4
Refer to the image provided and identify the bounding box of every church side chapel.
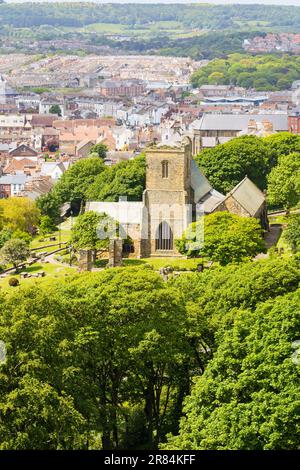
[86,137,268,259]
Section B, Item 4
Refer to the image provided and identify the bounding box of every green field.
[0,262,76,292]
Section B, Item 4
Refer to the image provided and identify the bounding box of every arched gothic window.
[155,221,173,251]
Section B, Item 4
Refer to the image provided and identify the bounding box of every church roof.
[226,176,265,216]
[86,200,144,225]
[190,159,212,203]
[198,189,225,214]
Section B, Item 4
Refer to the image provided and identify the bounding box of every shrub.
[8,277,19,287]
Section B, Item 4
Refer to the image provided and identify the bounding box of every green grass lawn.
[83,23,129,33]
[30,218,74,251]
[0,262,76,292]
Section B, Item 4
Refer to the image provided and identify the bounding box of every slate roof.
[0,174,29,185]
[190,159,212,202]
[198,189,225,214]
[193,113,288,132]
[226,177,265,216]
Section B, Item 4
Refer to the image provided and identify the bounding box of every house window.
[162,160,169,178]
[155,221,173,251]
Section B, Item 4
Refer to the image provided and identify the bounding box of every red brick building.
[288,111,300,134]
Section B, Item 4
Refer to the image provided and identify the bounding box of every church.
[86,137,268,258]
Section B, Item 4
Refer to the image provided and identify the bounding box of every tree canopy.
[87,155,146,202]
[0,197,40,234]
[267,153,300,209]
[70,211,115,252]
[195,135,272,193]
[1,255,300,449]
[0,238,30,270]
[53,157,106,205]
[191,54,300,91]
[176,212,265,266]
[163,288,300,450]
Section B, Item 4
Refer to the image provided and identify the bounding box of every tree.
[90,142,108,159]
[195,136,272,193]
[54,157,106,205]
[176,212,265,265]
[36,192,61,225]
[264,132,300,168]
[39,215,57,235]
[0,267,189,449]
[0,239,30,270]
[267,153,300,209]
[163,288,300,450]
[71,211,115,252]
[49,104,62,116]
[283,214,300,252]
[0,228,12,249]
[0,197,40,233]
[87,155,146,201]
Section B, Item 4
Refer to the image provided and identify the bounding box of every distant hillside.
[0,3,300,30]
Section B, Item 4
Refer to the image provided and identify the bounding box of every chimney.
[262,119,274,134]
[248,119,257,132]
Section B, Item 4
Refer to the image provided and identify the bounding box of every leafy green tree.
[0,238,30,270]
[0,228,12,249]
[90,142,108,159]
[36,192,61,225]
[176,212,265,265]
[71,211,114,252]
[87,155,146,202]
[0,197,40,233]
[0,377,86,450]
[54,157,106,205]
[191,53,300,91]
[49,104,62,116]
[195,136,272,193]
[163,289,300,450]
[11,229,32,245]
[39,215,57,235]
[264,132,300,168]
[0,267,189,449]
[283,214,300,252]
[267,153,300,209]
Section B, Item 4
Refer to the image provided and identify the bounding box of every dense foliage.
[176,212,265,265]
[191,54,300,91]
[283,214,300,252]
[71,211,116,252]
[267,153,300,209]
[1,255,299,449]
[87,155,146,202]
[0,197,40,234]
[0,239,30,271]
[196,133,300,195]
[195,135,272,193]
[1,3,300,31]
[164,289,300,449]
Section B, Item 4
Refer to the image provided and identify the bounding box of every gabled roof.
[190,159,212,203]
[226,177,265,216]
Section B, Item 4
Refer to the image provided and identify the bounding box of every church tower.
[141,137,194,257]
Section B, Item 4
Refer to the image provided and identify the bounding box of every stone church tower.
[141,137,194,257]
